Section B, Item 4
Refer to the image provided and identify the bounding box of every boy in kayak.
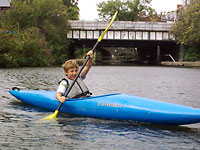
[56,50,93,103]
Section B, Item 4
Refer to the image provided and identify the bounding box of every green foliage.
[184,45,200,61]
[170,0,200,45]
[170,0,200,61]
[97,0,156,21]
[0,0,79,67]
[63,0,79,20]
[75,48,89,58]
[8,0,69,45]
[0,27,52,67]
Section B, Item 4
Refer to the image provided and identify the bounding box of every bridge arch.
[95,48,112,64]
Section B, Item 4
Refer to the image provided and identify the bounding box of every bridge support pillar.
[68,42,76,59]
[179,44,184,61]
[157,45,160,62]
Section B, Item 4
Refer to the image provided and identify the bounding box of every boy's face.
[65,67,79,80]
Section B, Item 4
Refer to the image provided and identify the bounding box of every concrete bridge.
[67,20,182,64]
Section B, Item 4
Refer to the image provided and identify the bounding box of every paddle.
[43,11,118,120]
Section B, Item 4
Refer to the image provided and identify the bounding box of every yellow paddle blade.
[43,110,59,120]
[98,11,118,42]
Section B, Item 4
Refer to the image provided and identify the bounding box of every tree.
[0,27,52,67]
[7,0,69,42]
[0,0,79,67]
[97,0,156,21]
[170,0,200,45]
[63,0,79,20]
[170,0,200,61]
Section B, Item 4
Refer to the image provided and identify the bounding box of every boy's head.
[62,59,79,73]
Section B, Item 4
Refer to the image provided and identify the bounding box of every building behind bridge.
[0,0,11,13]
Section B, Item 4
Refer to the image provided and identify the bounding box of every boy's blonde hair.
[62,59,79,72]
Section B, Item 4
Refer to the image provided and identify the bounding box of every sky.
[78,0,183,20]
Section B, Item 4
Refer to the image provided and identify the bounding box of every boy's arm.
[81,50,93,78]
[56,92,67,103]
[56,80,68,103]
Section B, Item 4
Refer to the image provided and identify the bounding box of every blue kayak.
[9,88,200,125]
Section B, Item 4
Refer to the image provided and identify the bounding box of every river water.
[0,66,200,150]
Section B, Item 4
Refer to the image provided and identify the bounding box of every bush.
[0,0,75,67]
[0,27,53,67]
[184,45,200,61]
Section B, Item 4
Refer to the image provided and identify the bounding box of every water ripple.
[0,66,200,150]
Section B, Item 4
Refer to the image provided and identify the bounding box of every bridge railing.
[67,20,175,41]
[69,20,174,31]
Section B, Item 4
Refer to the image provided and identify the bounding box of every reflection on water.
[0,66,200,150]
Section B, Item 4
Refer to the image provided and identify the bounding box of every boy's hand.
[59,96,67,103]
[87,50,93,59]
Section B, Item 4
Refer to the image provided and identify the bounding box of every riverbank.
[160,61,200,68]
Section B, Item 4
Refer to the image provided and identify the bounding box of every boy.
[56,50,93,103]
